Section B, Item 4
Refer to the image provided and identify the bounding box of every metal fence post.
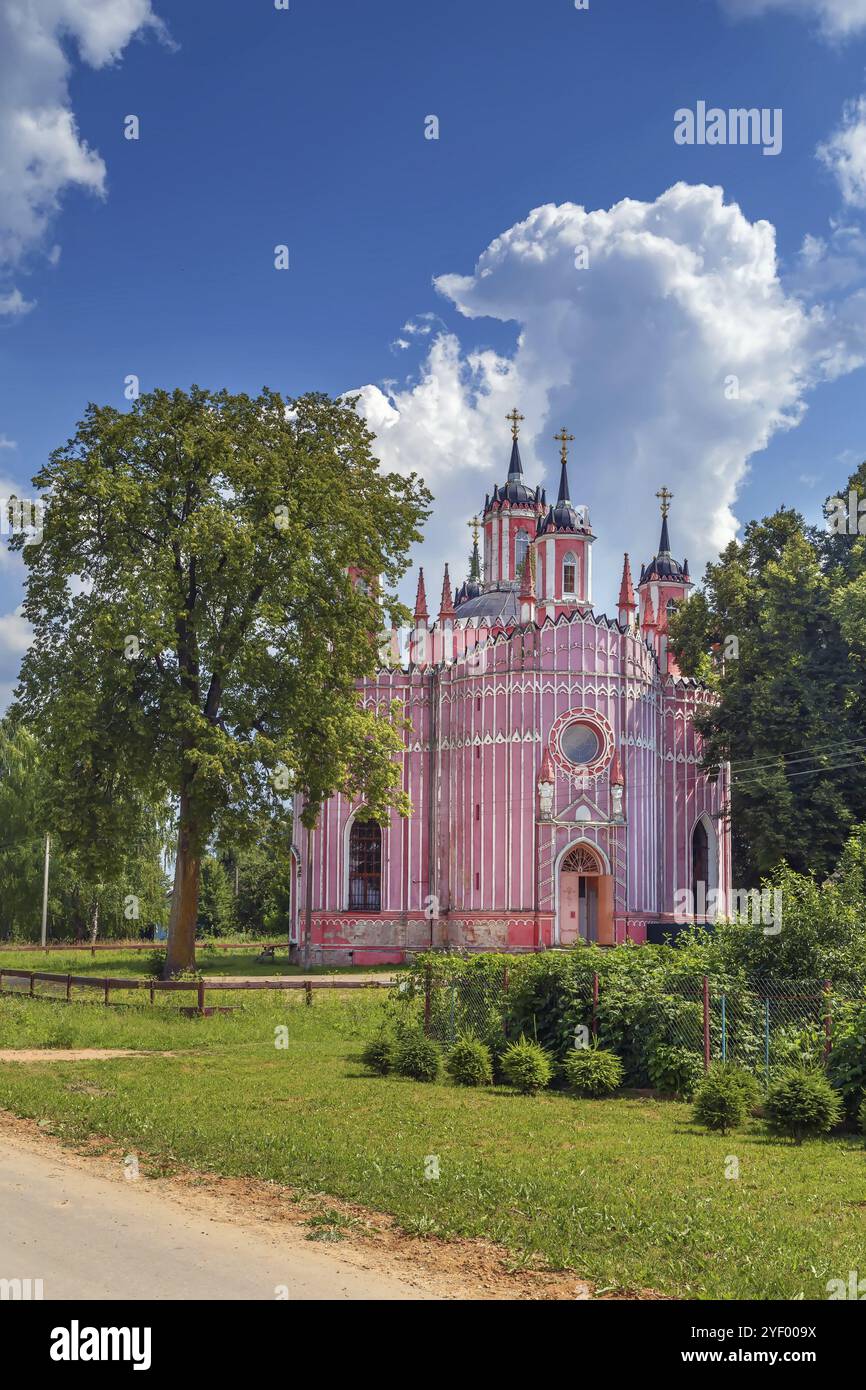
[764,997,770,1085]
[423,963,432,1037]
[592,972,599,1039]
[502,965,509,1040]
[702,976,710,1072]
[721,994,727,1063]
[823,979,832,1061]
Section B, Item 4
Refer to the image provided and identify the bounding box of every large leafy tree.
[14,387,429,973]
[0,718,170,941]
[670,473,866,883]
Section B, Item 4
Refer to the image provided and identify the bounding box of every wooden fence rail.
[0,968,392,1013]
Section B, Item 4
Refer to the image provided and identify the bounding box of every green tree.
[14,387,429,974]
[0,718,170,941]
[197,854,235,936]
[669,502,866,882]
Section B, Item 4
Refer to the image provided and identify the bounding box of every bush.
[393,1031,441,1083]
[693,1063,760,1134]
[765,1067,842,1144]
[500,1037,553,1094]
[446,1034,493,1087]
[827,1003,866,1123]
[562,1045,623,1097]
[859,1092,866,1140]
[360,1033,395,1075]
[647,1043,704,1099]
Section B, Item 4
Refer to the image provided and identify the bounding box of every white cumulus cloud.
[721,0,866,37]
[352,185,864,614]
[817,97,866,208]
[0,0,168,313]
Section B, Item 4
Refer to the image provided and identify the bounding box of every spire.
[519,550,535,600]
[554,427,575,504]
[505,407,525,482]
[507,436,524,482]
[655,486,673,556]
[414,568,428,624]
[642,587,656,630]
[618,553,636,611]
[467,515,482,583]
[538,747,555,784]
[438,564,455,624]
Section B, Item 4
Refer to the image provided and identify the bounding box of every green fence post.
[721,994,727,1063]
[764,997,770,1086]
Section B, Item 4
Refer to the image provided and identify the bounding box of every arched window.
[692,820,709,917]
[348,819,382,911]
[515,529,529,577]
[666,598,677,620]
[562,551,577,596]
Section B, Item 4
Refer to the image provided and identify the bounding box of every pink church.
[293,415,731,965]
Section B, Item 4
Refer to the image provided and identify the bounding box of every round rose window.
[559,722,601,766]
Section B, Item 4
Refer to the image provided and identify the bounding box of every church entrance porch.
[557,844,615,946]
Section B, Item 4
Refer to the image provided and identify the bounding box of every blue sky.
[2,0,866,702]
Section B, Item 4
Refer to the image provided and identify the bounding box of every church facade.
[292,415,731,965]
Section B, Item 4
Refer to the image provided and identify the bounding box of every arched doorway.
[559,843,604,945]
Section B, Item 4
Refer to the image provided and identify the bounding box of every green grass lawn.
[0,989,864,1300]
[0,947,400,979]
[0,945,400,989]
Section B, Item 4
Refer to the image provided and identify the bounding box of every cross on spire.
[553,427,574,464]
[467,514,481,546]
[656,486,673,518]
[505,407,524,441]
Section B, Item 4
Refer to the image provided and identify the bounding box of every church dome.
[640,512,690,582]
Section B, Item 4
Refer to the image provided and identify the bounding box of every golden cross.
[505,407,524,440]
[656,486,673,518]
[467,514,481,546]
[553,427,574,464]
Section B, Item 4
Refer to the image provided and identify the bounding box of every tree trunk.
[164,793,201,977]
[89,899,100,944]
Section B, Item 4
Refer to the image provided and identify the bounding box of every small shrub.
[563,1045,623,1097]
[394,1031,441,1083]
[765,1067,842,1144]
[692,1063,759,1134]
[647,1043,704,1099]
[360,1033,395,1075]
[827,1004,866,1122]
[446,1034,493,1087]
[500,1037,553,1094]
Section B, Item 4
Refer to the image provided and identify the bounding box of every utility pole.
[40,833,50,947]
[302,815,316,972]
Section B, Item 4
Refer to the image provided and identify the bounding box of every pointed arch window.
[515,529,529,577]
[348,819,382,911]
[692,820,709,917]
[562,551,577,596]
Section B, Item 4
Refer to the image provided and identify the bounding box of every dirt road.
[0,1128,435,1300]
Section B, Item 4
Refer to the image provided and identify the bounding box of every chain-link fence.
[397,959,863,1087]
